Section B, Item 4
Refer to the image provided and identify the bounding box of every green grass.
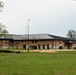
[0,51,76,75]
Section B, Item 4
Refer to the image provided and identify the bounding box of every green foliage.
[0,23,8,37]
[0,51,76,75]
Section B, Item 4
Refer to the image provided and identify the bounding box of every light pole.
[24,26,28,50]
[28,19,30,53]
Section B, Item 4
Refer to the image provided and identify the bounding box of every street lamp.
[25,26,28,38]
[28,19,30,53]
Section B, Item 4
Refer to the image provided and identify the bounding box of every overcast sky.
[1,0,76,36]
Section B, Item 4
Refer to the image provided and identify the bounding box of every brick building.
[0,34,75,50]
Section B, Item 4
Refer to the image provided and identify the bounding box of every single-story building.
[0,34,76,49]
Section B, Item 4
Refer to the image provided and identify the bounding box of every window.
[14,41,19,44]
[32,41,34,43]
[38,45,40,49]
[43,45,45,49]
[23,45,26,49]
[35,41,37,43]
[32,41,37,43]
[19,41,22,43]
[59,41,62,44]
[47,44,50,49]
[4,42,9,44]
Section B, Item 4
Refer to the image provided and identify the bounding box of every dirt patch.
[20,49,76,53]
[39,50,57,53]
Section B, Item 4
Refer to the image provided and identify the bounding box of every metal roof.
[0,34,75,41]
[25,34,53,40]
[48,34,75,41]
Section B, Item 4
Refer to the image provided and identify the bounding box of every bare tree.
[0,0,4,12]
[67,30,76,39]
[0,23,8,37]
[0,1,8,37]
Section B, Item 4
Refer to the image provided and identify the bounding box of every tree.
[0,1,8,36]
[0,0,4,12]
[67,30,76,39]
[0,23,8,37]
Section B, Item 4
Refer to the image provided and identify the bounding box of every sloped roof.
[48,34,75,41]
[0,34,13,40]
[25,34,53,40]
[12,35,25,40]
[0,34,75,41]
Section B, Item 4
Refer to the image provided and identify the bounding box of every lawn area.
[0,51,76,75]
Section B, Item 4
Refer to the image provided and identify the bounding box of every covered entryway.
[23,45,26,49]
[64,41,72,49]
[32,46,37,49]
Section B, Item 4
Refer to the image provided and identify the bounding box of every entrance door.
[47,45,50,49]
[23,45,26,49]
[38,45,40,49]
[64,41,72,49]
[67,43,72,49]
[32,46,37,49]
[43,45,45,49]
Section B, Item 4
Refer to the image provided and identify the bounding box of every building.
[0,34,76,50]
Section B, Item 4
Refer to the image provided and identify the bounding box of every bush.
[73,47,76,49]
[0,50,14,53]
[0,50,20,53]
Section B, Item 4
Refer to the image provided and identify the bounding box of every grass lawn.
[0,51,76,75]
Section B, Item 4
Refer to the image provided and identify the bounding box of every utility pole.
[28,19,30,53]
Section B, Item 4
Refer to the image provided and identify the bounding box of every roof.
[48,34,75,41]
[0,34,75,41]
[25,34,53,40]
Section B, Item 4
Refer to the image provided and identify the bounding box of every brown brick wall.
[0,39,74,49]
[3,40,10,46]
[22,40,53,46]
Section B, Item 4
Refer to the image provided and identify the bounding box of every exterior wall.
[0,39,75,50]
[22,40,65,49]
[13,41,23,49]
[0,40,3,49]
[72,43,76,49]
[0,40,11,49]
[53,40,64,49]
[22,40,53,49]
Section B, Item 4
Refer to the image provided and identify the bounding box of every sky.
[0,0,76,37]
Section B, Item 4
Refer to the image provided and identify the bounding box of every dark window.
[23,45,26,49]
[35,41,37,43]
[38,45,40,49]
[32,41,37,43]
[43,45,45,49]
[19,41,22,43]
[14,41,19,44]
[47,45,50,49]
[32,41,34,43]
[4,42,9,44]
[32,46,37,49]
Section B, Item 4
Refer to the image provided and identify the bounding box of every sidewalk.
[20,49,76,53]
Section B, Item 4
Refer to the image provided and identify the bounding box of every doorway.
[23,45,26,49]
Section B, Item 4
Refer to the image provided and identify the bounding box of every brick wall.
[0,39,68,49]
